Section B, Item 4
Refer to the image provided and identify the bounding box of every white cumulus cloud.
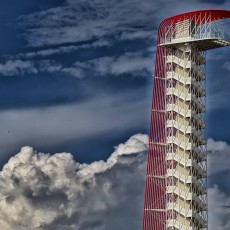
[209,185,230,230]
[207,138,230,175]
[0,135,230,229]
[0,134,148,230]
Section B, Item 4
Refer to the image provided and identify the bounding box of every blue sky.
[0,0,229,229]
[0,0,229,165]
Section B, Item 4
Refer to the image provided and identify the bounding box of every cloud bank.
[1,0,229,80]
[0,135,230,229]
[0,134,148,230]
[19,0,229,48]
[0,89,150,156]
[0,51,152,78]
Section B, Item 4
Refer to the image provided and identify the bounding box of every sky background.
[0,0,229,229]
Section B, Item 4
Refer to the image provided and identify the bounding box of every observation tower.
[142,10,230,230]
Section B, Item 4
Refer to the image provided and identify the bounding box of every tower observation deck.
[142,10,230,230]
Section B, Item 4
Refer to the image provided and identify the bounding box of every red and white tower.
[142,10,230,230]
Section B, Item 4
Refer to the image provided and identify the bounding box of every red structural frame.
[142,10,230,230]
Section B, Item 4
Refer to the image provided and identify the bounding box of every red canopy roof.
[164,9,230,25]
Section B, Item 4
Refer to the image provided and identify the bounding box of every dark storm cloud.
[0,135,230,229]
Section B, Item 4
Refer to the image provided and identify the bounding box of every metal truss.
[142,10,230,230]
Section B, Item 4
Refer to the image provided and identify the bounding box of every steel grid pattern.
[142,10,230,230]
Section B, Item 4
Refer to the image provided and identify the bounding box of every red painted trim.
[163,9,230,25]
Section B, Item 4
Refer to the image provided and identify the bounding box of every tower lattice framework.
[142,10,230,230]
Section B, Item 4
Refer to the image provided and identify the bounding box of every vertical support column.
[165,41,207,229]
[164,20,207,230]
